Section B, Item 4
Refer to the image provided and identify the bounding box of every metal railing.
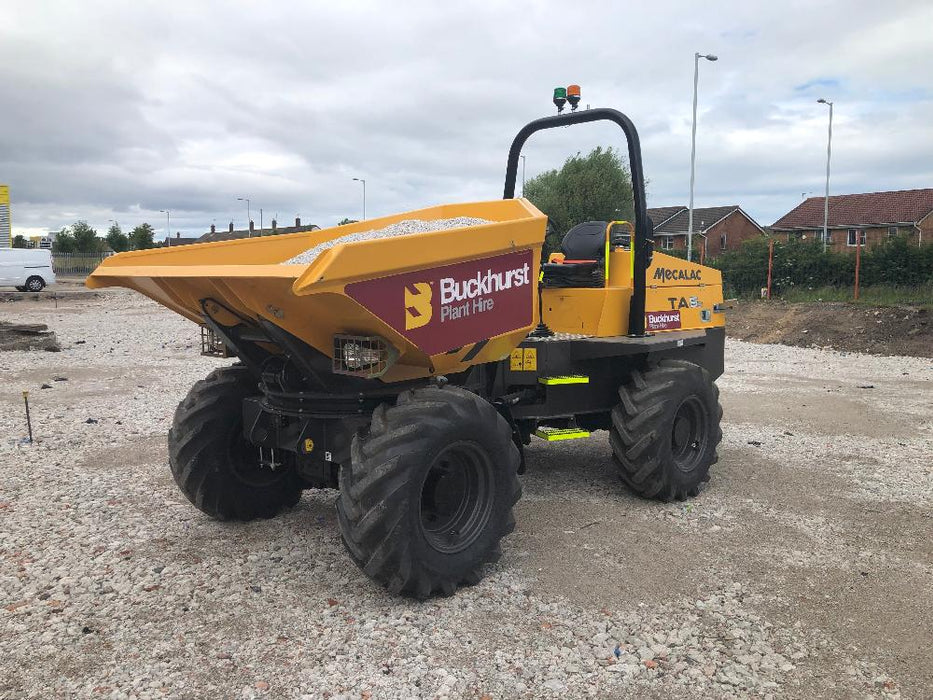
[52,252,113,275]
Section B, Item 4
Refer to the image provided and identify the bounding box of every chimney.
[271,219,277,232]
[295,217,301,227]
[229,222,234,233]
[210,224,216,234]
[249,220,254,232]
[176,232,180,238]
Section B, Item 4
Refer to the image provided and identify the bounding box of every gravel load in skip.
[282,218,491,266]
[2,290,929,698]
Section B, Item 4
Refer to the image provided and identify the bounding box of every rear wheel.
[337,385,521,598]
[168,365,302,520]
[610,360,722,500]
[25,276,45,292]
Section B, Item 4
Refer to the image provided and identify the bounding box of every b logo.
[404,282,433,330]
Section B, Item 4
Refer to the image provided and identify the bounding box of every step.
[534,427,591,441]
[538,375,589,386]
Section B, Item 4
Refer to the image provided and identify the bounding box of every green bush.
[708,236,933,296]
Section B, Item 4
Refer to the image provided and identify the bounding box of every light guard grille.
[332,334,397,378]
[200,325,232,357]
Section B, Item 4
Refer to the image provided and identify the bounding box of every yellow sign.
[523,348,537,371]
[303,438,315,453]
[509,348,523,370]
[509,347,537,371]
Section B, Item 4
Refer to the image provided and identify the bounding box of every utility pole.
[817,99,834,253]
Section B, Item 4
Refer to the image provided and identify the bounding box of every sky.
[2,0,932,240]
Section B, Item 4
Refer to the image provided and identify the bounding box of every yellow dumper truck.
[88,108,725,598]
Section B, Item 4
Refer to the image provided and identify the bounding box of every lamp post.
[520,155,526,196]
[237,197,251,236]
[353,178,366,220]
[817,98,833,253]
[159,209,171,246]
[687,52,718,262]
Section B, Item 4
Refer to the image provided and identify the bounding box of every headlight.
[332,334,398,377]
[343,341,382,369]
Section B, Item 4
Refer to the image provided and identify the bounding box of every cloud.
[1,0,932,238]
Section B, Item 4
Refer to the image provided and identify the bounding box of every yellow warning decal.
[303,438,315,453]
[509,347,537,371]
[523,348,537,371]
[509,348,524,371]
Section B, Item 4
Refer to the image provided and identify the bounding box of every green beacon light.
[553,87,567,114]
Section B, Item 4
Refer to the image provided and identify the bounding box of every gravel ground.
[1,291,930,699]
[282,218,491,266]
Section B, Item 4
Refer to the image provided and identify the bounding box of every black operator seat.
[561,221,609,260]
[540,221,608,289]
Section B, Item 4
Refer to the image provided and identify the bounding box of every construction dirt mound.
[727,300,931,358]
[0,322,61,352]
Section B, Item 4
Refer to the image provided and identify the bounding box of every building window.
[888,226,899,238]
[847,228,865,246]
[661,236,675,250]
[720,233,727,250]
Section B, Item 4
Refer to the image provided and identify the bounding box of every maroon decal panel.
[646,310,682,331]
[345,250,534,355]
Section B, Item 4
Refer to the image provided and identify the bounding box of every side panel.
[345,250,535,356]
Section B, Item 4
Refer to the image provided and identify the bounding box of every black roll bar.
[503,108,650,336]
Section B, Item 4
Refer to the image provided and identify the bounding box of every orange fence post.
[854,238,861,301]
[766,238,774,300]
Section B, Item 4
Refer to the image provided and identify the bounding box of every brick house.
[770,188,933,252]
[646,205,764,257]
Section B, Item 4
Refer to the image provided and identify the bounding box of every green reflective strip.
[534,427,591,441]
[538,375,590,385]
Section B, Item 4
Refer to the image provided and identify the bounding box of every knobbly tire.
[610,360,722,501]
[337,385,522,599]
[168,365,302,520]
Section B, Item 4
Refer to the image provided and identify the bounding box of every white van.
[0,248,56,291]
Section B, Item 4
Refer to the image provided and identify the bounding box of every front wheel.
[168,365,302,520]
[337,385,521,598]
[610,360,722,501]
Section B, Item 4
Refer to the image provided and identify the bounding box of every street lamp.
[159,209,171,246]
[817,98,834,253]
[687,52,718,262]
[353,178,366,220]
[520,155,527,197]
[237,197,251,236]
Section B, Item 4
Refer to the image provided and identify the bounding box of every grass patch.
[765,285,933,309]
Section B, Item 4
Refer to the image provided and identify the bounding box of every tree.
[52,227,76,253]
[523,146,635,255]
[128,223,156,250]
[70,220,103,254]
[337,218,358,226]
[106,222,129,253]
[12,235,27,248]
